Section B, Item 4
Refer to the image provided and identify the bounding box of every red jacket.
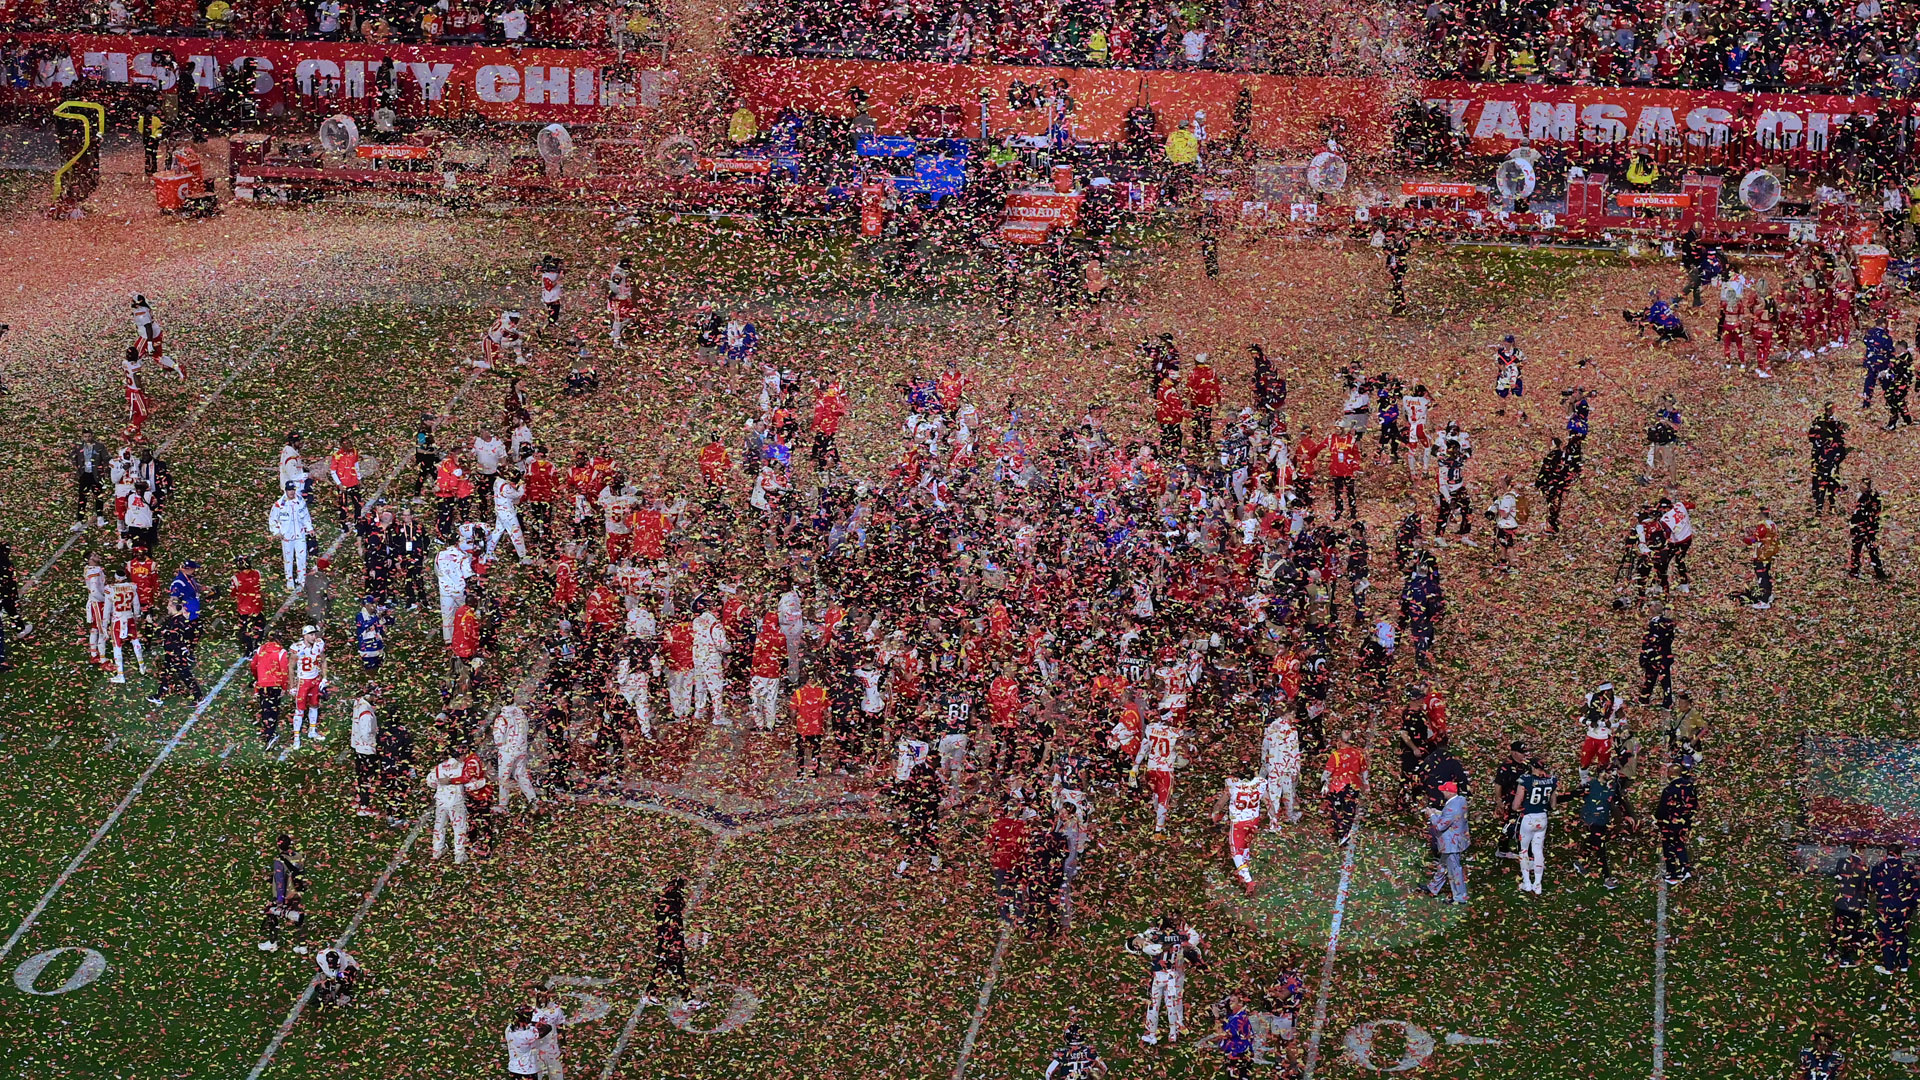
[698,442,731,486]
[1295,436,1325,477]
[989,816,1028,871]
[812,389,848,436]
[231,569,263,617]
[664,622,694,671]
[1186,363,1221,408]
[252,641,289,689]
[1155,385,1189,426]
[523,458,558,502]
[751,614,785,678]
[1328,433,1361,478]
[791,684,828,736]
[450,605,480,658]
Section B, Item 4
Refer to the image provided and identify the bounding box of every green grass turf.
[0,223,1915,1080]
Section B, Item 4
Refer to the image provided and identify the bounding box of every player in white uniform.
[84,554,109,666]
[289,625,327,749]
[1214,761,1268,894]
[605,257,633,347]
[487,473,529,561]
[130,293,183,379]
[1261,712,1304,827]
[1132,717,1183,833]
[435,542,475,644]
[104,570,144,683]
[428,751,470,863]
[690,601,728,725]
[615,646,653,737]
[480,310,524,369]
[492,703,537,813]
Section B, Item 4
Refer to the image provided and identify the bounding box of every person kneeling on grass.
[314,948,365,1006]
[1624,290,1690,343]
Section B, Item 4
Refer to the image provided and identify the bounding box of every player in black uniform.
[1492,740,1529,866]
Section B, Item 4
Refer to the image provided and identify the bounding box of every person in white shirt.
[435,542,475,643]
[615,643,653,737]
[473,429,508,480]
[351,688,380,816]
[496,4,529,40]
[267,482,315,590]
[504,1006,550,1077]
[492,703,536,813]
[429,750,470,863]
[532,994,571,1080]
[1261,711,1303,826]
[776,584,806,682]
[314,947,363,1006]
[691,599,728,725]
[488,473,529,561]
[1489,476,1521,570]
[896,730,930,781]
[605,258,633,347]
[1658,494,1694,594]
[855,656,885,721]
[278,432,307,495]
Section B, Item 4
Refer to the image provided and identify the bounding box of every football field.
[0,200,1916,1079]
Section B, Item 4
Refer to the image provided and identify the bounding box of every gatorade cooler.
[1052,163,1074,193]
[1854,244,1890,287]
[860,181,885,238]
[152,171,194,213]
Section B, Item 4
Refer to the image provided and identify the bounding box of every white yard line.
[244,807,432,1080]
[598,834,728,1080]
[0,367,484,966]
[1651,873,1668,1079]
[1302,703,1383,1080]
[21,312,298,597]
[949,922,1014,1080]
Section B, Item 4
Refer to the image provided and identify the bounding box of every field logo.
[13,947,109,996]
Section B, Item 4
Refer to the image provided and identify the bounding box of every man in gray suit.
[1425,779,1469,903]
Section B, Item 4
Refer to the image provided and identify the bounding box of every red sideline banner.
[0,32,678,124]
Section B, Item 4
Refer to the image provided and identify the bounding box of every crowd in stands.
[735,0,1920,98]
[735,0,1420,77]
[1418,0,1920,95]
[0,0,668,48]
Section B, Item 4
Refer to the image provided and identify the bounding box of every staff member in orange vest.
[792,671,829,777]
